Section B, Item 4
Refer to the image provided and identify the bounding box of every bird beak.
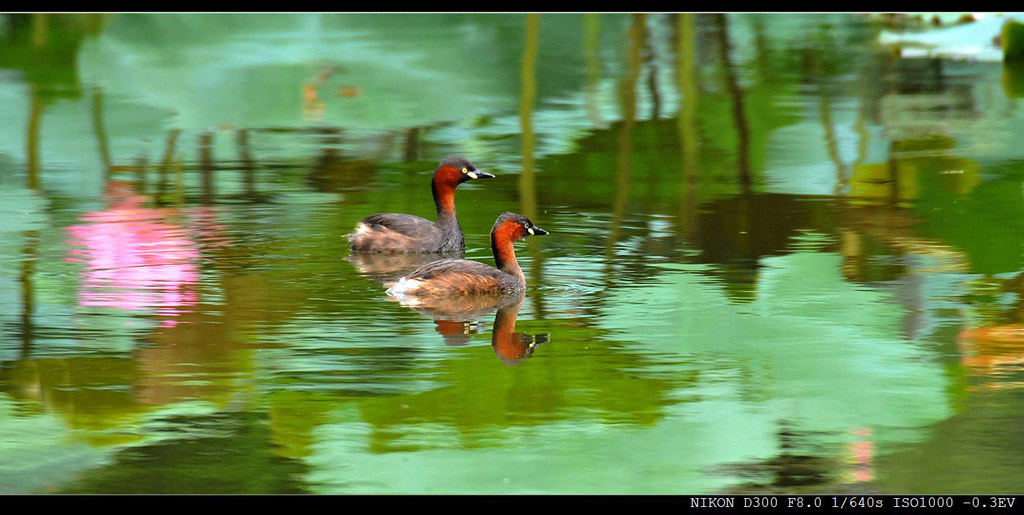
[467,170,495,180]
[527,226,549,236]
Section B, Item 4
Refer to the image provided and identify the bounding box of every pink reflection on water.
[66,182,201,319]
[845,426,875,483]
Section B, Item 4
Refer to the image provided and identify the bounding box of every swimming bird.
[347,156,494,253]
[386,212,548,298]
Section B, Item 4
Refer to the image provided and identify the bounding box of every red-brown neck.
[491,222,524,280]
[431,166,461,218]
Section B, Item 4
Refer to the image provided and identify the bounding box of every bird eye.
[462,168,468,174]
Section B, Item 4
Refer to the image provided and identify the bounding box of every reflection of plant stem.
[157,129,181,205]
[173,155,186,206]
[519,13,539,223]
[237,129,257,200]
[608,14,644,260]
[714,14,753,261]
[931,58,944,89]
[752,17,771,80]
[849,55,874,171]
[372,132,397,163]
[853,112,869,168]
[27,93,43,191]
[840,229,863,282]
[847,67,872,204]
[644,16,661,121]
[520,13,544,316]
[134,154,149,194]
[31,13,48,48]
[677,13,699,236]
[584,13,603,128]
[809,46,847,196]
[888,141,900,206]
[85,13,109,36]
[714,14,751,195]
[839,39,872,226]
[820,93,847,196]
[19,230,39,357]
[403,127,420,162]
[92,88,112,181]
[200,131,215,205]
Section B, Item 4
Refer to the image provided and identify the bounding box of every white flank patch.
[354,223,370,235]
[385,277,423,298]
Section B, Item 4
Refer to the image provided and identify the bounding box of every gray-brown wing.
[349,213,442,252]
[407,259,501,280]
[360,213,437,237]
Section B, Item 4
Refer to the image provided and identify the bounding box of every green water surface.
[1,13,1023,495]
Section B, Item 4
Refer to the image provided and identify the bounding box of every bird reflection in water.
[489,297,549,365]
[432,319,480,346]
[346,249,482,346]
[346,250,464,287]
[390,292,548,365]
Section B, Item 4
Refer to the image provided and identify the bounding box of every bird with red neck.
[386,212,548,298]
[347,156,495,253]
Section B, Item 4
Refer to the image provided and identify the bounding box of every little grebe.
[386,212,548,297]
[347,156,494,253]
